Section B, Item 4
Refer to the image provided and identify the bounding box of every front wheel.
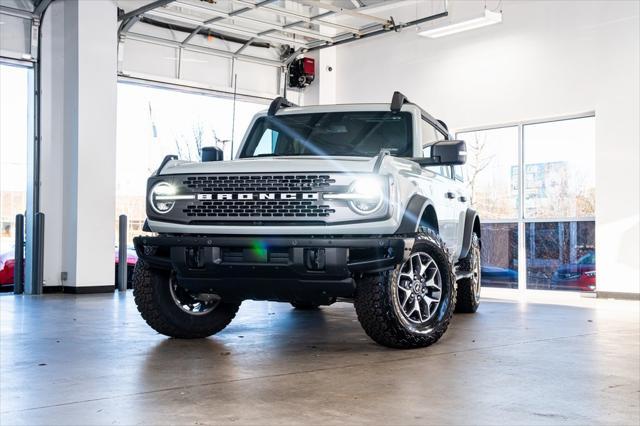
[354,229,456,349]
[133,259,241,338]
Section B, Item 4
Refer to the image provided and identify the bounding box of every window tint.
[241,112,413,158]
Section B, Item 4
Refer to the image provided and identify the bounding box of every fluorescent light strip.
[419,9,502,38]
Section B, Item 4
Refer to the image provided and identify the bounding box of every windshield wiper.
[251,153,310,158]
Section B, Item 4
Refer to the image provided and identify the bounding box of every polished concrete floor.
[1,290,638,425]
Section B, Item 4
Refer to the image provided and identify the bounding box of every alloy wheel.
[169,277,221,316]
[394,252,442,325]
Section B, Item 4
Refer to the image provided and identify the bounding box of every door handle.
[445,192,456,199]
[458,196,467,202]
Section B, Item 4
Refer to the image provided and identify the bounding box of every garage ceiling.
[117,0,448,65]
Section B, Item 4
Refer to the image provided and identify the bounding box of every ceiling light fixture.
[418,9,502,38]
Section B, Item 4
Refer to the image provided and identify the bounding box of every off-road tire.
[455,233,481,313]
[133,258,240,338]
[354,228,457,349]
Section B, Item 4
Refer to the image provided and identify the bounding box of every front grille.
[180,174,339,220]
[182,200,335,218]
[183,174,335,192]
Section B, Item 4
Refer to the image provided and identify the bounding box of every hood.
[158,156,380,175]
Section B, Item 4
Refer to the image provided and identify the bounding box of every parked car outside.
[481,265,518,288]
[551,252,596,292]
[0,246,137,288]
[0,247,20,286]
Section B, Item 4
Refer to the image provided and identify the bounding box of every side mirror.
[414,140,467,166]
[201,146,224,162]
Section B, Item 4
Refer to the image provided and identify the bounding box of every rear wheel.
[455,233,481,313]
[354,228,456,349]
[133,258,240,338]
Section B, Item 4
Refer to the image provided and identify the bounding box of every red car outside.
[0,249,19,286]
[0,247,137,287]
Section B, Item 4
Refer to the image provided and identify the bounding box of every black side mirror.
[201,146,224,162]
[414,140,467,166]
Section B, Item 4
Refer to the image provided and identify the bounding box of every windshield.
[239,111,413,158]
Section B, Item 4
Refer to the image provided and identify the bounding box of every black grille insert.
[180,174,337,219]
[183,174,335,192]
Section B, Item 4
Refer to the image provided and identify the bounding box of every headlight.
[348,177,385,214]
[323,176,386,215]
[584,271,596,278]
[149,182,177,214]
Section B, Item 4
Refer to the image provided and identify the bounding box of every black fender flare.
[459,208,481,260]
[395,194,437,234]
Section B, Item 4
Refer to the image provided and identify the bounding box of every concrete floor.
[1,290,638,426]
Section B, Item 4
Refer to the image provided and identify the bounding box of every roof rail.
[389,91,450,139]
[268,96,297,116]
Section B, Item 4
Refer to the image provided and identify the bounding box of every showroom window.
[457,114,595,292]
[115,81,267,244]
[0,62,31,256]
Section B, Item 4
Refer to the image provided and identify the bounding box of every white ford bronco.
[133,92,482,349]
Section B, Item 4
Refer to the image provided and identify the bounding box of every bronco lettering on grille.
[196,193,320,201]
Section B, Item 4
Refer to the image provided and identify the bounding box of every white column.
[40,0,117,292]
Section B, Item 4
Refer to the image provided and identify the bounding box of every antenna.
[230,73,238,159]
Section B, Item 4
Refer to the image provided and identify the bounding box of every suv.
[133,92,482,349]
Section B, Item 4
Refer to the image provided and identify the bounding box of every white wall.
[333,0,639,294]
[40,0,117,290]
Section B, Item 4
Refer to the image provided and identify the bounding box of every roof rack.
[390,91,409,112]
[389,91,449,138]
[268,97,298,116]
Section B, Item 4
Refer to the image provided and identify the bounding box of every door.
[451,165,470,258]
[420,120,459,255]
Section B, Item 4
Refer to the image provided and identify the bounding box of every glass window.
[115,82,267,244]
[480,223,518,289]
[421,119,446,146]
[253,129,279,156]
[457,126,519,220]
[453,165,464,181]
[0,64,30,260]
[459,116,595,293]
[523,117,595,219]
[526,221,596,291]
[240,112,413,158]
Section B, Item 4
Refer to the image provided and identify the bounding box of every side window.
[421,119,449,177]
[453,165,464,181]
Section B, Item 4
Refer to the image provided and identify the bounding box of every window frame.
[420,118,451,178]
[455,111,596,292]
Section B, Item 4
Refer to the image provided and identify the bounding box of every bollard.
[32,212,45,295]
[13,214,25,294]
[118,215,128,292]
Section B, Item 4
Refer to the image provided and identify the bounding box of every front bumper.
[133,235,411,302]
